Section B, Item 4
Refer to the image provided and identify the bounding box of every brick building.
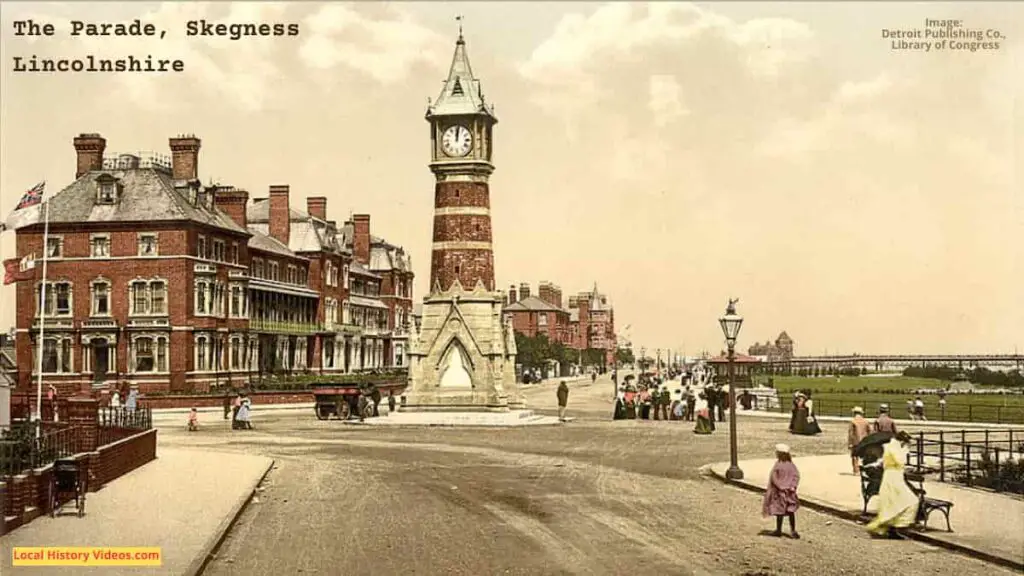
[568,284,617,365]
[747,331,795,361]
[503,282,570,344]
[10,133,412,395]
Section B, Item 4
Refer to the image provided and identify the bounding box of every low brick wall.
[1,429,157,536]
[141,391,314,410]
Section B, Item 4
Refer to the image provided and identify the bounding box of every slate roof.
[426,34,497,120]
[247,228,303,259]
[505,296,566,313]
[247,198,346,255]
[10,168,247,234]
[349,260,381,279]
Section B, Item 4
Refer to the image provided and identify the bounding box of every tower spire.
[456,14,464,41]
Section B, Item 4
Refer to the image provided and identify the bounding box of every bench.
[859,468,954,532]
[905,472,954,532]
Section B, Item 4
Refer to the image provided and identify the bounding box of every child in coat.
[187,407,199,432]
[763,444,800,538]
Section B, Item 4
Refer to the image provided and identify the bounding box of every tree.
[615,347,635,367]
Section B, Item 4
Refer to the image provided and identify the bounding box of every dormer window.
[96,177,117,204]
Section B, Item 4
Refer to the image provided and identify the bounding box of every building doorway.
[93,338,110,382]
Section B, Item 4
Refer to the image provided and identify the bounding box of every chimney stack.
[352,214,371,265]
[73,133,106,178]
[519,283,530,301]
[268,185,290,245]
[214,188,249,230]
[508,284,517,305]
[307,196,327,221]
[169,135,201,181]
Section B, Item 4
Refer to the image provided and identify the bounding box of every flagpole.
[34,194,49,439]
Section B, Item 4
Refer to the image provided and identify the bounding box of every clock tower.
[426,30,497,293]
[400,29,523,415]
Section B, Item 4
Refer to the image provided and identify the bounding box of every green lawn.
[758,375,1024,424]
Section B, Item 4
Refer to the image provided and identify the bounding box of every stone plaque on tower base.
[401,280,523,414]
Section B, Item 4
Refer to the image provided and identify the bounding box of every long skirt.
[694,414,713,434]
[613,400,626,420]
[625,402,637,419]
[640,404,651,420]
[866,469,920,535]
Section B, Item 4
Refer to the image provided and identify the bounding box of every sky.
[1,2,1021,356]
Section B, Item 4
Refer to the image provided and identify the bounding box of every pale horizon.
[1,2,1021,356]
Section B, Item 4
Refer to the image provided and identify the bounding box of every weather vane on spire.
[456,15,464,38]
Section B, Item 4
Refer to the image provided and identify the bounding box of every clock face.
[441,125,473,157]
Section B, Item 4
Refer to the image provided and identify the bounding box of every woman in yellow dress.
[866,431,920,538]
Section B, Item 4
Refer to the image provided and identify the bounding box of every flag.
[3,259,18,285]
[2,181,45,233]
[2,256,34,285]
[14,182,44,210]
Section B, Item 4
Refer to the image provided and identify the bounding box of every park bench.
[859,468,954,532]
[905,472,954,532]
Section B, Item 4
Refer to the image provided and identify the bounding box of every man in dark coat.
[659,387,671,420]
[557,381,570,421]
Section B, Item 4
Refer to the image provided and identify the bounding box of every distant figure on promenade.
[848,407,871,474]
[694,393,714,434]
[187,407,199,432]
[232,394,243,429]
[763,444,800,539]
[740,390,753,411]
[788,391,801,432]
[223,393,232,420]
[591,373,597,385]
[638,387,652,420]
[624,382,637,419]
[236,396,253,430]
[110,390,121,410]
[906,399,916,421]
[866,432,919,539]
[790,392,821,436]
[874,405,898,434]
[388,391,396,415]
[557,381,570,422]
[125,387,139,414]
[659,386,670,420]
[613,388,627,420]
[671,391,683,420]
[684,386,696,421]
[938,390,947,418]
[913,396,926,421]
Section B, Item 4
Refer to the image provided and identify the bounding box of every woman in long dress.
[236,398,253,430]
[694,393,713,434]
[865,433,920,538]
[613,389,626,420]
[804,392,822,435]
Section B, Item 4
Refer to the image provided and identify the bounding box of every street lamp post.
[719,298,744,480]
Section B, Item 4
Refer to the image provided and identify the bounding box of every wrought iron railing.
[906,429,1024,494]
[0,423,79,477]
[765,397,1024,425]
[248,319,321,334]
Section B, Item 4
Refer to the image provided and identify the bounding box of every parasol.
[853,431,894,459]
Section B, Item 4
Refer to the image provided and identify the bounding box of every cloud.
[648,74,688,127]
[298,4,447,84]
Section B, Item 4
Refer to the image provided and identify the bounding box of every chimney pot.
[73,133,107,178]
[214,188,249,229]
[268,185,290,245]
[508,284,518,304]
[307,196,328,220]
[168,135,201,181]
[352,213,370,265]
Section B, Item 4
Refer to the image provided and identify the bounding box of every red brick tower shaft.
[430,180,494,292]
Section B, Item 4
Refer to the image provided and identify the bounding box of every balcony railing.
[249,319,321,335]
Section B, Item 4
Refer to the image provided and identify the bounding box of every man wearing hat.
[874,404,898,435]
[848,407,871,474]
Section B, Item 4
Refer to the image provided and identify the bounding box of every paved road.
[160,375,1013,576]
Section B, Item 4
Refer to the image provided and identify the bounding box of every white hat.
[775,443,790,454]
[852,406,864,414]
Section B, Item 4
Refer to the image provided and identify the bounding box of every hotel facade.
[10,133,413,395]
